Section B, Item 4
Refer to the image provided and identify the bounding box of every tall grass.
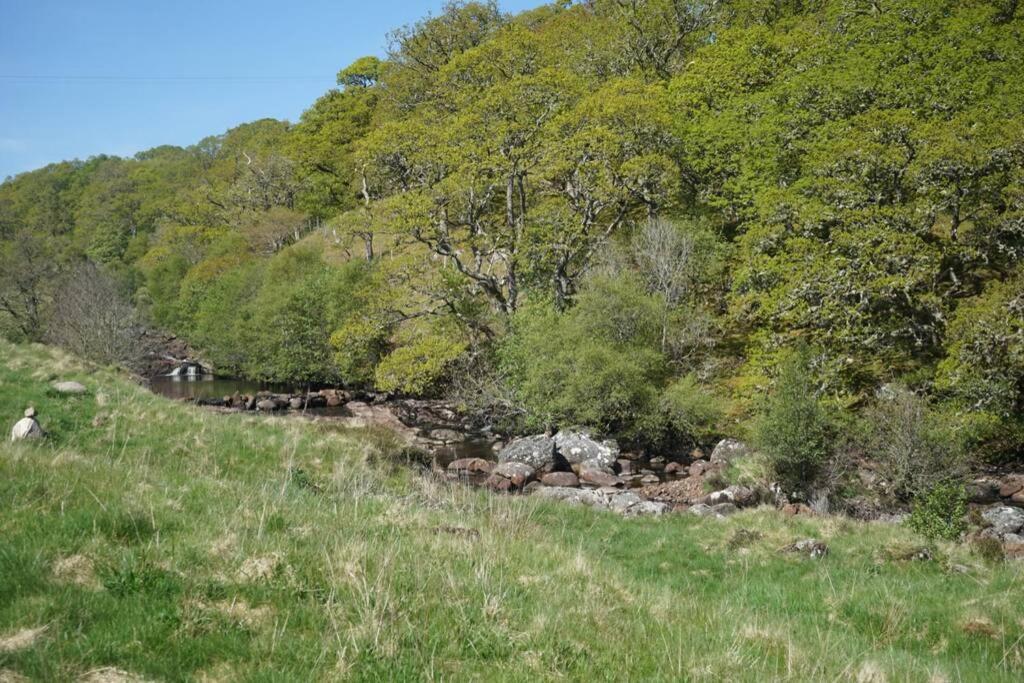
[1,340,1022,681]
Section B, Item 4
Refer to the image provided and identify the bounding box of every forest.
[2,0,1023,514]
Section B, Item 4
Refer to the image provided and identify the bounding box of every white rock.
[52,380,87,395]
[10,417,42,441]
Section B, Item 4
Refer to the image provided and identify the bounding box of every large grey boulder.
[11,408,42,441]
[553,430,619,471]
[52,380,87,395]
[533,486,668,516]
[498,435,557,471]
[982,506,1024,537]
[710,438,751,464]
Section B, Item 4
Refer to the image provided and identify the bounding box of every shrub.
[863,386,965,502]
[500,277,670,440]
[754,346,833,494]
[658,373,724,446]
[907,483,968,542]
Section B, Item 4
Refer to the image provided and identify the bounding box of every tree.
[0,231,60,341]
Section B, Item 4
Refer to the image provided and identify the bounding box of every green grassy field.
[1,341,1023,682]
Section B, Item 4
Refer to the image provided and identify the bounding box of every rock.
[541,471,580,487]
[689,460,710,478]
[552,430,619,470]
[710,502,739,517]
[486,461,536,490]
[325,394,344,407]
[704,485,755,508]
[710,438,750,464]
[782,539,828,558]
[23,407,36,418]
[579,468,624,488]
[533,486,667,516]
[429,429,465,444]
[617,458,634,475]
[640,474,661,485]
[289,397,305,409]
[52,380,87,395]
[687,503,716,518]
[998,477,1024,499]
[1012,491,1024,506]
[665,462,684,475]
[966,478,1001,504]
[447,458,494,474]
[256,399,278,411]
[627,500,669,516]
[982,506,1024,536]
[498,435,557,471]
[10,417,42,441]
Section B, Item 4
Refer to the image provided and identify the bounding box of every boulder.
[704,485,756,508]
[689,460,710,478]
[664,462,684,475]
[710,438,751,464]
[289,397,306,410]
[541,471,580,488]
[256,399,278,412]
[533,486,668,516]
[52,380,86,395]
[640,474,661,485]
[965,478,1001,504]
[579,468,624,488]
[982,506,1024,537]
[782,503,814,517]
[325,394,344,407]
[11,416,42,441]
[498,435,557,471]
[553,430,619,470]
[485,461,536,490]
[447,458,494,474]
[617,458,634,475]
[998,477,1024,499]
[709,502,739,517]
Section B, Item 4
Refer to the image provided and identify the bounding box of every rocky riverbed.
[144,377,1024,552]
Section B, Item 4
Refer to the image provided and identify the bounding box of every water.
[147,375,298,401]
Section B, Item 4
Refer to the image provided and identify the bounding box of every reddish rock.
[664,462,684,475]
[447,458,494,474]
[325,395,344,407]
[1011,491,1024,506]
[541,471,580,487]
[999,478,1024,498]
[485,476,513,493]
[616,459,634,475]
[580,469,624,488]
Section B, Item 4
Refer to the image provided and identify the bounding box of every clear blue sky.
[0,0,538,181]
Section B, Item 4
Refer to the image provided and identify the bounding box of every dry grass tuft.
[53,554,101,589]
[0,626,48,654]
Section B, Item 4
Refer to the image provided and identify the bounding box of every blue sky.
[0,0,537,180]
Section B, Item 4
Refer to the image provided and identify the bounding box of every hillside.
[2,340,1024,681]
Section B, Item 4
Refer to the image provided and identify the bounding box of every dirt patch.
[53,554,101,589]
[0,626,48,654]
[0,670,30,683]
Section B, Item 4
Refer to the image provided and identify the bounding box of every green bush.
[754,346,833,493]
[658,373,724,446]
[907,483,968,542]
[500,276,670,440]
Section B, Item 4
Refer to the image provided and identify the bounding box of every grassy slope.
[1,341,1022,682]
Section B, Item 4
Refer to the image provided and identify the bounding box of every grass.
[1,340,1023,681]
